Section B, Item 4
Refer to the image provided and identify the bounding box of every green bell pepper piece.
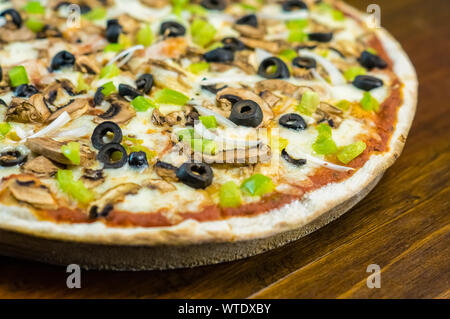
[241,174,274,197]
[8,66,29,87]
[61,142,81,165]
[154,88,189,105]
[337,141,367,164]
[297,91,320,116]
[219,181,242,208]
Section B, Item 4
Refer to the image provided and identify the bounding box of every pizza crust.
[0,2,418,268]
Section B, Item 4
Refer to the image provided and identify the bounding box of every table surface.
[0,0,449,299]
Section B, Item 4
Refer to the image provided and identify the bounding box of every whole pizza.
[0,0,417,269]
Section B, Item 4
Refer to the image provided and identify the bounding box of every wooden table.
[0,0,449,299]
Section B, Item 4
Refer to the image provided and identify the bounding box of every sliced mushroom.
[155,160,179,182]
[88,183,141,218]
[6,96,51,123]
[75,54,101,75]
[255,79,314,99]
[313,102,344,128]
[239,37,286,54]
[146,59,187,77]
[233,50,256,74]
[142,179,176,193]
[94,95,136,125]
[216,87,273,126]
[259,90,280,109]
[25,137,96,167]
[292,66,314,80]
[80,168,105,188]
[233,24,265,39]
[2,175,57,210]
[0,26,35,43]
[21,156,59,178]
[193,143,272,165]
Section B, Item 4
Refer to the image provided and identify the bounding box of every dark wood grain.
[0,0,449,299]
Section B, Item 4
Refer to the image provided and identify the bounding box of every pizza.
[0,0,417,268]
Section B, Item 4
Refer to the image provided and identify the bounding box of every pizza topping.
[337,141,367,165]
[257,57,290,79]
[14,84,39,98]
[106,19,123,43]
[97,143,128,169]
[219,181,242,208]
[0,9,22,29]
[26,137,95,167]
[282,0,308,12]
[135,73,154,94]
[229,100,263,127]
[81,169,105,188]
[314,102,343,128]
[56,169,94,204]
[88,183,141,218]
[358,50,388,70]
[91,121,123,150]
[95,95,136,124]
[292,56,317,70]
[8,66,29,88]
[201,0,227,11]
[222,37,246,52]
[203,47,235,63]
[142,179,176,193]
[6,96,50,123]
[118,83,142,100]
[50,51,76,71]
[160,21,186,38]
[0,147,28,167]
[308,32,333,43]
[128,151,149,169]
[21,156,59,178]
[155,160,179,182]
[279,113,307,131]
[61,141,81,165]
[281,149,306,167]
[297,91,320,116]
[241,173,274,197]
[352,75,384,91]
[176,162,213,189]
[6,176,57,210]
[75,55,101,75]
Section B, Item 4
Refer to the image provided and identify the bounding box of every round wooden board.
[0,174,383,270]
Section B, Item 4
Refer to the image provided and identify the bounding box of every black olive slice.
[176,162,213,189]
[221,37,246,52]
[352,75,384,91]
[160,21,186,37]
[106,19,123,43]
[99,103,122,120]
[89,203,113,219]
[128,151,148,168]
[14,84,39,98]
[37,24,63,39]
[281,149,306,166]
[257,57,290,79]
[201,84,227,94]
[308,32,333,43]
[0,99,6,107]
[0,149,28,167]
[51,50,76,71]
[229,100,263,127]
[136,74,154,94]
[200,0,226,11]
[97,143,128,169]
[91,121,123,150]
[282,0,308,11]
[292,56,316,69]
[236,14,258,27]
[279,113,307,130]
[93,87,105,106]
[203,47,234,63]
[118,84,141,100]
[0,9,22,29]
[358,50,388,70]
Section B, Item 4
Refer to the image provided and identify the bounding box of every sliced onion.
[24,111,71,140]
[298,50,345,85]
[258,11,308,21]
[193,122,261,148]
[189,100,237,128]
[107,45,144,68]
[53,126,91,138]
[294,150,354,172]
